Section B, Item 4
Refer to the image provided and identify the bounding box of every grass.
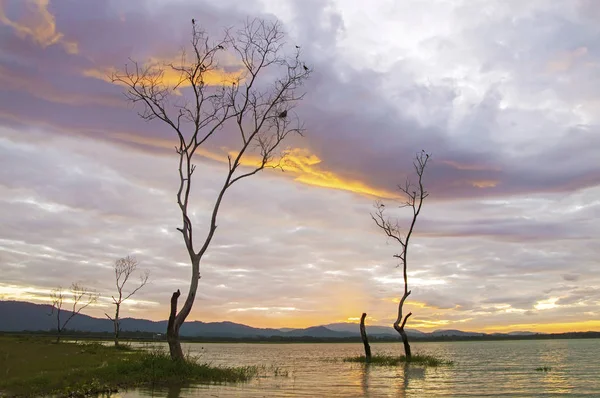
[535,366,552,372]
[0,336,258,397]
[344,353,454,367]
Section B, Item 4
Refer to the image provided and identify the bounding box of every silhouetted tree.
[49,283,99,343]
[113,18,311,360]
[371,151,430,359]
[360,312,372,362]
[104,255,150,346]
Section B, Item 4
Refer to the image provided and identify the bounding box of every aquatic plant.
[344,353,453,367]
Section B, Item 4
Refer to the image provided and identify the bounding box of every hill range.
[2,300,596,341]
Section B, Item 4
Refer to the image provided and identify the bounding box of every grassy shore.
[344,353,454,367]
[0,336,258,397]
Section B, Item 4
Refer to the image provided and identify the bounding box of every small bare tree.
[49,283,99,343]
[113,18,311,360]
[104,255,150,346]
[371,151,430,359]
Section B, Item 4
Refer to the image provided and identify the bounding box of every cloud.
[0,0,78,53]
[0,0,599,332]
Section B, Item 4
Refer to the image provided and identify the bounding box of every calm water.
[112,339,599,397]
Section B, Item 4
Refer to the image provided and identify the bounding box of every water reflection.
[355,362,426,397]
[360,363,370,396]
[166,384,182,398]
[357,363,411,397]
[118,384,185,398]
[111,340,600,397]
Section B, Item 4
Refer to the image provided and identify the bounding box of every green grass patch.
[344,353,454,367]
[0,336,257,397]
[535,366,552,372]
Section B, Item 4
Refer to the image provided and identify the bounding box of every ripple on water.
[109,339,600,397]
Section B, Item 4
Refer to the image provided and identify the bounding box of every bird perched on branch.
[303,64,309,71]
[278,110,288,118]
[217,45,224,50]
[192,18,195,24]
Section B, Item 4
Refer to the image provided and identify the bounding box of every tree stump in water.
[360,312,372,362]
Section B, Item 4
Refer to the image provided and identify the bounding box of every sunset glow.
[1,0,599,335]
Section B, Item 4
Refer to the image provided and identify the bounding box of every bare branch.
[400,312,413,330]
[371,151,431,359]
[115,18,311,359]
[50,283,98,342]
[107,255,150,345]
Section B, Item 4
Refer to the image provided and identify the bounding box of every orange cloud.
[110,132,229,164]
[111,133,392,197]
[384,297,442,309]
[236,148,398,198]
[0,65,122,107]
[470,180,499,188]
[439,160,501,188]
[84,56,245,94]
[441,160,501,172]
[0,0,78,54]
[482,320,600,334]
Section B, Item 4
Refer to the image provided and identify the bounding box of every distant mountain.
[0,301,352,338]
[507,331,541,336]
[285,326,354,338]
[323,322,427,337]
[1,301,551,340]
[491,331,543,337]
[430,329,485,337]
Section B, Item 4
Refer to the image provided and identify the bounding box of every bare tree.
[371,151,430,359]
[104,255,150,346]
[113,18,311,360]
[49,283,99,343]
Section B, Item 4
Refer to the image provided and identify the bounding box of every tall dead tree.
[49,283,99,343]
[371,151,430,359]
[113,18,311,360]
[105,255,150,346]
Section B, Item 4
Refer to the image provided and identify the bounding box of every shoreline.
[2,331,599,344]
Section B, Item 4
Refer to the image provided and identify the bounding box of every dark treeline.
[3,330,600,343]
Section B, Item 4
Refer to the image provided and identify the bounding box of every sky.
[1,0,599,334]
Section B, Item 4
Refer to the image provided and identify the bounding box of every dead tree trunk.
[360,312,372,362]
[55,308,61,343]
[113,303,120,346]
[167,289,184,360]
[393,291,412,359]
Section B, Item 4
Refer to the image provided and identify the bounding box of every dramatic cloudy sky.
[1,0,599,333]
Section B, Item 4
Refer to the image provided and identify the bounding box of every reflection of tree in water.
[359,363,426,397]
[395,364,409,397]
[140,384,184,398]
[394,363,427,397]
[360,364,371,396]
[166,384,182,398]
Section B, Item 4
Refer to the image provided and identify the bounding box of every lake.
[112,339,600,397]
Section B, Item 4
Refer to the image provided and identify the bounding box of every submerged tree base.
[344,353,454,367]
[0,336,258,397]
